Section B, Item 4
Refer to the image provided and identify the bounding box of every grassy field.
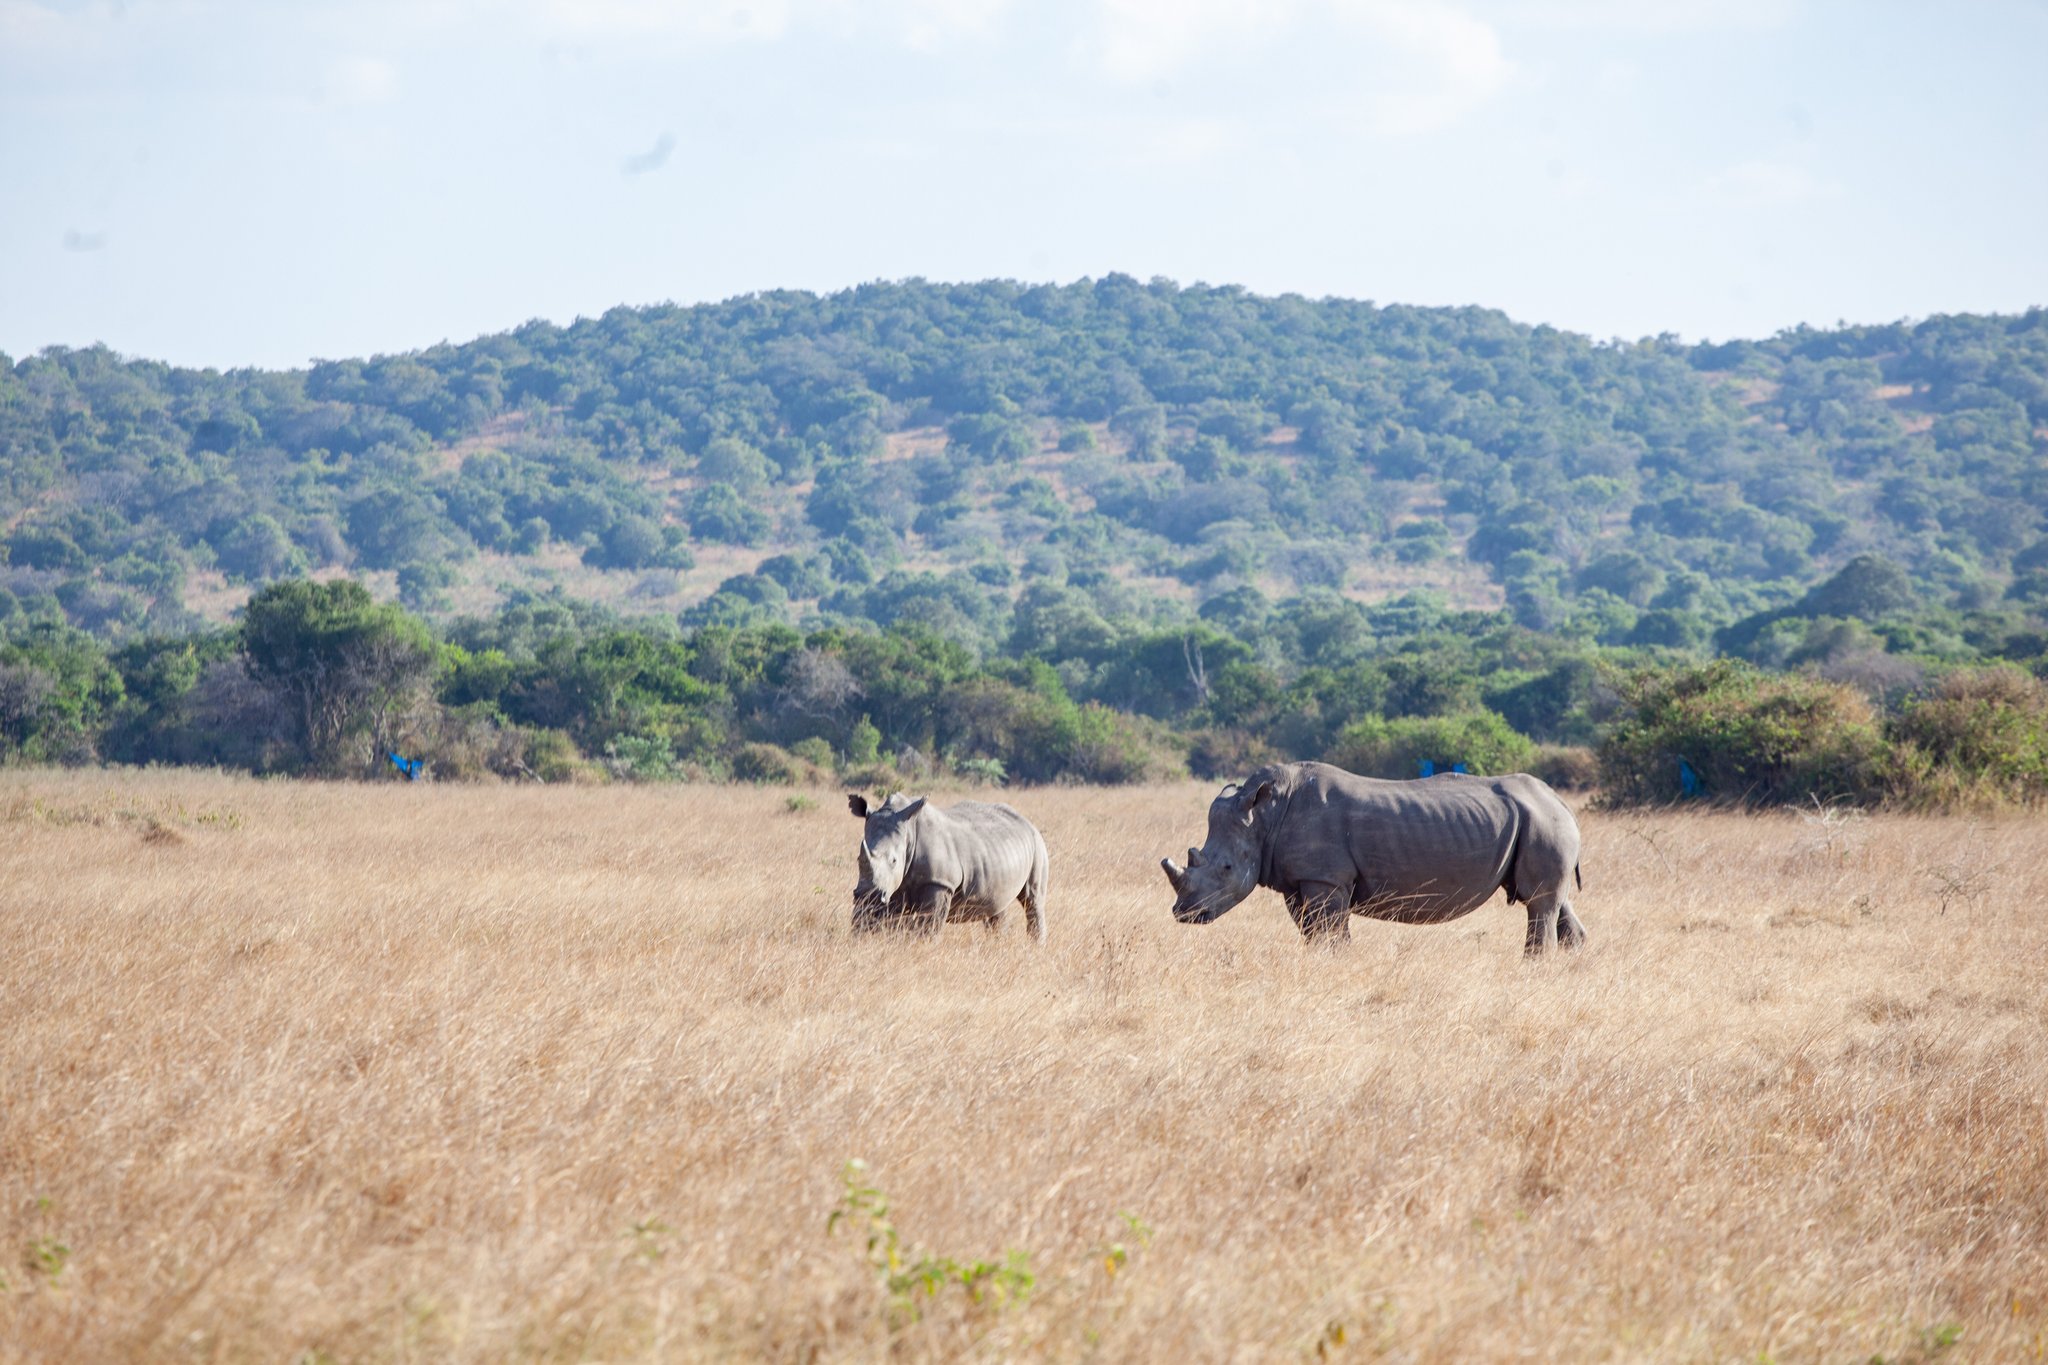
[1,769,2044,1362]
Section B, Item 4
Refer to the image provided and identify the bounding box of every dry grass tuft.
[2,770,2045,1361]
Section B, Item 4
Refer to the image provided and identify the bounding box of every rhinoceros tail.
[1574,862,1582,891]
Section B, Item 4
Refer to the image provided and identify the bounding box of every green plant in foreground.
[1923,1322,1963,1353]
[1096,1210,1153,1278]
[828,1159,1034,1325]
[1863,1321,1963,1365]
[25,1235,70,1284]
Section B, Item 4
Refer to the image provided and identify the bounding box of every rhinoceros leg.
[1523,889,1566,956]
[1556,901,1587,950]
[903,883,952,936]
[1020,850,1048,944]
[1288,880,1354,945]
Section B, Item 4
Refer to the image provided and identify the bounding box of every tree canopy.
[3,280,2047,801]
[1,280,2041,652]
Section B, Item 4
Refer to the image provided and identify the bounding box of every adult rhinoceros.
[849,792,1049,942]
[1160,762,1584,954]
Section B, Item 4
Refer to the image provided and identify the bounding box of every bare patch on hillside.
[434,410,532,473]
[1349,556,1505,610]
[881,426,949,463]
[180,568,251,624]
[1876,382,1937,434]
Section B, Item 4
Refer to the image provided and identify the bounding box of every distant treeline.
[2,279,2045,662]
[7,278,2047,805]
[4,574,2047,811]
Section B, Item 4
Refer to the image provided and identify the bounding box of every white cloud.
[1703,158,1837,204]
[323,55,399,105]
[1089,0,1278,84]
[0,0,71,52]
[0,0,212,65]
[1080,0,1510,137]
[1138,114,1252,164]
[887,0,1013,51]
[1483,0,1794,32]
[1350,0,1510,135]
[518,0,1012,50]
[530,0,792,42]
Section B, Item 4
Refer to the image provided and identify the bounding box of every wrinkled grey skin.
[1161,761,1584,954]
[850,792,1049,942]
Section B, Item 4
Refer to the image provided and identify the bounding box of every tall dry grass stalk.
[1,770,2044,1362]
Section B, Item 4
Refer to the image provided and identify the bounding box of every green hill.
[4,279,2047,799]
[5,278,2043,647]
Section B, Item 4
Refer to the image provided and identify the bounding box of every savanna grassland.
[2,769,2045,1363]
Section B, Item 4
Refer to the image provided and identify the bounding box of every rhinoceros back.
[915,800,1046,911]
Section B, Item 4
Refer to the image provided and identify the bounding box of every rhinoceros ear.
[1237,779,1275,813]
[848,794,870,818]
[898,795,927,818]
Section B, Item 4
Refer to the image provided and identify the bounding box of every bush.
[840,762,908,795]
[410,705,519,781]
[953,755,1008,786]
[731,741,825,786]
[1063,704,1182,785]
[604,733,680,782]
[847,716,882,767]
[1326,709,1537,780]
[1185,727,1282,781]
[1598,660,1881,806]
[525,728,599,784]
[1885,666,2048,809]
[584,518,657,568]
[397,560,458,612]
[1392,519,1451,564]
[788,736,836,770]
[688,485,771,547]
[1530,744,1601,791]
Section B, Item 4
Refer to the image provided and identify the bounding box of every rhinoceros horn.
[1186,847,1204,867]
[1160,856,1186,889]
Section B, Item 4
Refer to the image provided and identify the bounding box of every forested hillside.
[3,279,2046,798]
[7,277,2045,640]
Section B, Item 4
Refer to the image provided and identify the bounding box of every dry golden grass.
[2,770,2045,1362]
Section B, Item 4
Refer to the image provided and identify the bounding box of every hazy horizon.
[5,0,2045,370]
[13,269,2048,374]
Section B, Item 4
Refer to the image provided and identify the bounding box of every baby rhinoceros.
[848,792,1049,942]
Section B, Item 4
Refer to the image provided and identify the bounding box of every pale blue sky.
[4,0,2044,370]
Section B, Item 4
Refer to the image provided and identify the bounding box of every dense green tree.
[687,485,771,546]
[241,579,439,771]
[695,436,772,492]
[215,514,307,582]
[0,622,123,762]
